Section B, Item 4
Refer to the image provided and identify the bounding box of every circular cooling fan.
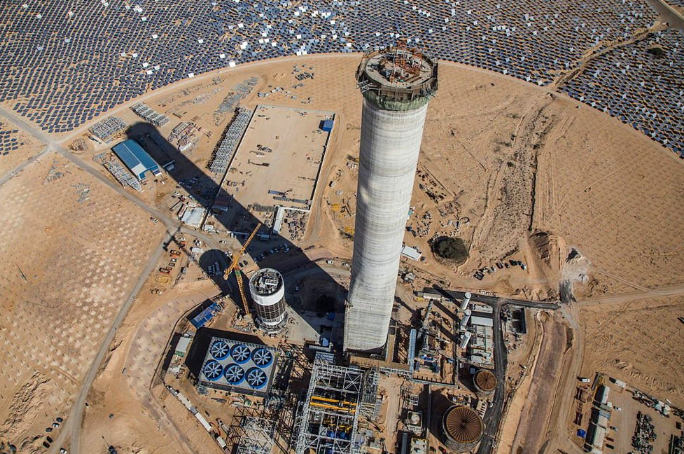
[224,364,246,384]
[251,348,274,368]
[231,344,251,363]
[202,360,223,381]
[246,367,268,389]
[210,340,230,360]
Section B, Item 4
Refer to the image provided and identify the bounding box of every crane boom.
[234,269,250,315]
[223,222,262,280]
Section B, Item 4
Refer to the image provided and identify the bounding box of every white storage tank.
[459,331,472,349]
[460,292,471,312]
[459,309,471,330]
[249,268,287,329]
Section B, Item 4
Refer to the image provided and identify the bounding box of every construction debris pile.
[281,210,308,241]
[294,64,315,81]
[93,151,142,191]
[216,77,258,115]
[169,121,199,153]
[631,411,655,454]
[104,159,142,192]
[68,138,87,152]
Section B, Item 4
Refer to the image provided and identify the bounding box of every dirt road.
[575,282,684,307]
[510,312,567,453]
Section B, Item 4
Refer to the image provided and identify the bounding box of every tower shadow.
[125,119,346,343]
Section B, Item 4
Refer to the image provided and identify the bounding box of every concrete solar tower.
[344,44,438,352]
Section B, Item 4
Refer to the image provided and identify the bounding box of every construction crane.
[223,222,262,314]
[234,269,249,316]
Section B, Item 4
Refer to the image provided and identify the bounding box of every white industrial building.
[401,245,422,261]
[470,316,493,327]
[181,207,206,228]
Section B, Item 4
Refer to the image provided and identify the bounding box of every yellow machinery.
[311,396,356,406]
[234,269,249,315]
[223,222,262,314]
[310,396,357,414]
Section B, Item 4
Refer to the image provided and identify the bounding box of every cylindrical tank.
[459,331,472,349]
[473,369,497,397]
[459,309,471,330]
[460,292,471,312]
[249,268,287,328]
[440,405,484,452]
[344,45,438,352]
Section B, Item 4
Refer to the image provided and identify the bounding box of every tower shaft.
[345,45,438,352]
[344,103,428,351]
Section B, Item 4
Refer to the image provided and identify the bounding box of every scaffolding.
[235,416,276,454]
[359,368,381,420]
[295,361,364,454]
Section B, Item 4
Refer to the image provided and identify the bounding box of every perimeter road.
[0,145,52,186]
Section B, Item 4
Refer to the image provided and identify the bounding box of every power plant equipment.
[231,344,251,363]
[202,360,224,381]
[210,340,230,360]
[440,405,484,452]
[249,268,287,330]
[246,367,268,389]
[251,348,274,367]
[460,292,471,312]
[198,337,278,396]
[224,364,246,385]
[459,331,472,349]
[459,309,471,330]
[473,369,497,397]
[344,42,438,352]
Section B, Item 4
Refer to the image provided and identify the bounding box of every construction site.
[2,4,684,452]
[210,104,334,236]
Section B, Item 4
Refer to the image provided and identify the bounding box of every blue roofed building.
[190,302,220,329]
[112,139,162,180]
[320,118,334,132]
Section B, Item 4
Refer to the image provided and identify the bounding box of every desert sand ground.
[580,296,684,407]
[0,154,165,452]
[80,286,219,454]
[1,53,684,452]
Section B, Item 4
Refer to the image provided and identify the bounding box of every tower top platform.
[356,43,438,111]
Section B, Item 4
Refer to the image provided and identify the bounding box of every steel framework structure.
[235,416,276,454]
[295,361,364,454]
[360,368,381,420]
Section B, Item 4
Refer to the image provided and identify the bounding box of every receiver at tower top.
[356,42,438,110]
